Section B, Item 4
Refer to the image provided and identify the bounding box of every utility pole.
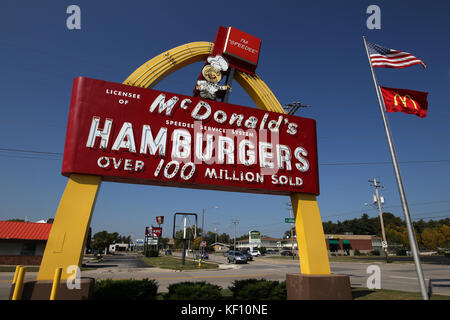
[282,101,312,115]
[214,223,219,243]
[369,178,389,263]
[181,216,187,265]
[201,208,205,254]
[286,202,295,260]
[232,219,239,250]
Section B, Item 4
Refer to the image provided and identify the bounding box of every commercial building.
[235,234,383,256]
[0,221,52,265]
[211,242,231,252]
[326,234,383,255]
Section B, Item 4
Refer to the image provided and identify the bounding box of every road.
[1,252,449,299]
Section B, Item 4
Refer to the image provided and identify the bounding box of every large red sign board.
[62,77,319,195]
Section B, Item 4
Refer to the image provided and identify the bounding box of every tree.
[85,227,92,251]
[421,225,450,250]
[91,231,121,252]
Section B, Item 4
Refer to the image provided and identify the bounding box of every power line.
[322,199,450,220]
[0,148,62,156]
[320,160,450,166]
[2,146,450,167]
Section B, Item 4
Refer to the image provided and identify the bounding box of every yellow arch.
[124,41,285,114]
[37,41,330,281]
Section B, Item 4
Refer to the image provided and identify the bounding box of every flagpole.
[362,36,429,300]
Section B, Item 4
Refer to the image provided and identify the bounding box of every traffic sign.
[200,241,207,247]
[285,218,295,223]
[381,241,388,248]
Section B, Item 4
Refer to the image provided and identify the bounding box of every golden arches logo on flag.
[380,86,428,118]
[394,94,418,110]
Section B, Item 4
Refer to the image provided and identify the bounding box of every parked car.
[249,250,261,257]
[195,251,209,260]
[223,250,232,257]
[280,250,294,256]
[240,250,253,261]
[227,251,248,264]
[265,249,276,254]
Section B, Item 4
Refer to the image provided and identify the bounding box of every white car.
[249,250,261,257]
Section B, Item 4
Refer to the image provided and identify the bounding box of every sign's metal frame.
[172,213,198,240]
[37,41,331,281]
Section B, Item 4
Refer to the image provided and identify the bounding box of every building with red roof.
[0,221,52,265]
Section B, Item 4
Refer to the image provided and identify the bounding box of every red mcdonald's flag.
[380,86,428,118]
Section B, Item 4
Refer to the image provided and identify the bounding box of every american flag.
[367,42,426,69]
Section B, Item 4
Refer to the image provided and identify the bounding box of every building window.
[328,239,340,252]
[20,243,36,256]
[342,240,351,256]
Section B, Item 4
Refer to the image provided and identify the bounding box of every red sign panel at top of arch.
[62,77,319,196]
[223,27,262,66]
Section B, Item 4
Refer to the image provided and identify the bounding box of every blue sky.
[0,0,449,241]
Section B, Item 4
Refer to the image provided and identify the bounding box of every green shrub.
[145,249,159,257]
[94,278,158,300]
[229,279,286,300]
[165,281,222,300]
[354,249,361,256]
[370,250,380,256]
[270,281,287,300]
[259,247,266,255]
[396,249,407,256]
[444,252,450,259]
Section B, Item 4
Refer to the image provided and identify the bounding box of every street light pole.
[201,208,205,254]
[286,202,295,260]
[181,216,187,265]
[232,219,239,250]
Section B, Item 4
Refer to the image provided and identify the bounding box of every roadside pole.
[370,179,390,263]
[181,216,187,265]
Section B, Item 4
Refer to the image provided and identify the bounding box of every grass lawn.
[141,255,219,270]
[352,287,450,300]
[263,255,299,260]
[0,266,40,272]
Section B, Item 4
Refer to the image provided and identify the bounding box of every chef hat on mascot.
[207,55,229,72]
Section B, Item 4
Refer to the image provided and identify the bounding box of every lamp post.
[201,206,219,254]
